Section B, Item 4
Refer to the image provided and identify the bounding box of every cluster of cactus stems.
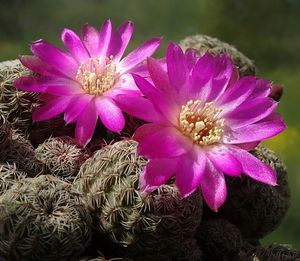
[0,35,296,261]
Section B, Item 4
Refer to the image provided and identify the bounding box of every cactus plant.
[0,162,27,196]
[35,136,90,183]
[1,131,45,177]
[0,174,93,261]
[75,139,203,261]
[203,144,290,242]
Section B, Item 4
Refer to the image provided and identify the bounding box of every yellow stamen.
[76,56,117,96]
[179,100,225,146]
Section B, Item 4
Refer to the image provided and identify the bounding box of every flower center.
[76,56,116,96]
[179,100,225,146]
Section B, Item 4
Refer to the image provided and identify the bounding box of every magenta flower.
[13,20,161,146]
[116,42,287,211]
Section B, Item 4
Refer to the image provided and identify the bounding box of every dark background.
[1,0,300,248]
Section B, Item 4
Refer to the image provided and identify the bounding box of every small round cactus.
[179,34,257,78]
[0,174,93,261]
[203,144,290,242]
[35,136,90,183]
[75,139,203,261]
[0,59,40,133]
[1,131,45,177]
[196,218,243,261]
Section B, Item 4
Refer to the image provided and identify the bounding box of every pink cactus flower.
[14,20,161,146]
[116,42,287,211]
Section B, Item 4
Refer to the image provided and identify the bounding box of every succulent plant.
[203,144,290,242]
[1,131,45,177]
[0,162,27,196]
[0,174,93,261]
[0,59,40,133]
[236,243,300,261]
[0,112,12,157]
[179,34,257,77]
[75,139,203,261]
[196,218,243,261]
[35,136,90,183]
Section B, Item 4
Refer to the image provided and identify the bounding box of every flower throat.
[76,56,116,96]
[179,100,225,146]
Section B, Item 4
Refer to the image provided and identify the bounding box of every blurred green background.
[1,0,300,248]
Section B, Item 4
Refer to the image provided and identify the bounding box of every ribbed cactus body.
[0,112,11,157]
[0,163,27,196]
[0,174,93,261]
[75,140,203,261]
[1,132,45,177]
[203,144,290,242]
[35,136,90,182]
[237,243,300,261]
[0,59,40,133]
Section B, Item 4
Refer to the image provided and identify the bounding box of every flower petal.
[61,28,90,63]
[227,145,277,186]
[30,40,78,77]
[133,123,164,142]
[190,51,215,101]
[175,145,206,197]
[45,83,85,96]
[205,145,243,176]
[97,20,113,60]
[81,23,100,57]
[223,116,287,144]
[249,79,272,100]
[215,76,256,114]
[200,159,227,211]
[18,55,67,78]
[225,97,278,128]
[109,21,133,62]
[147,57,171,93]
[33,96,73,121]
[118,37,162,73]
[75,98,98,146]
[13,76,62,92]
[131,74,179,125]
[115,91,170,126]
[184,48,201,71]
[167,42,189,95]
[94,97,125,132]
[139,158,178,194]
[138,126,193,159]
[64,94,93,124]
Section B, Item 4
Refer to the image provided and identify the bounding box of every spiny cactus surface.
[75,140,203,261]
[0,174,93,261]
